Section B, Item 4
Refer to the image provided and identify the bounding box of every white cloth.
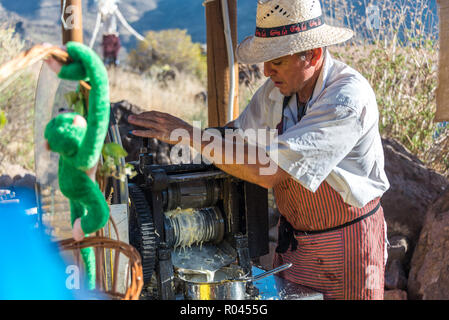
[234,50,390,208]
[102,13,118,35]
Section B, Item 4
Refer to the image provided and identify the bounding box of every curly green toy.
[44,42,110,290]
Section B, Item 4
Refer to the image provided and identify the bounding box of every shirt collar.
[309,49,334,106]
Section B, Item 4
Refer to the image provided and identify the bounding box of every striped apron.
[272,179,385,300]
[272,95,385,300]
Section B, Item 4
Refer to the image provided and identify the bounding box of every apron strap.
[275,200,381,253]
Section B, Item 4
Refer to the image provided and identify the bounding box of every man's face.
[263,53,314,96]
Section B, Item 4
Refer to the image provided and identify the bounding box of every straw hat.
[236,0,354,64]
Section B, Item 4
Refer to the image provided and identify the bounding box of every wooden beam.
[205,0,239,127]
[60,0,90,107]
[61,0,84,45]
[436,0,449,121]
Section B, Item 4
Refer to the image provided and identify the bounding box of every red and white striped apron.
[272,178,385,300]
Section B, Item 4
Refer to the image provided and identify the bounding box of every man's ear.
[310,48,323,67]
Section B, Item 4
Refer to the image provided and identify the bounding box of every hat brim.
[236,24,354,64]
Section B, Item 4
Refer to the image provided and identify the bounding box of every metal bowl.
[177,263,292,300]
[177,264,249,300]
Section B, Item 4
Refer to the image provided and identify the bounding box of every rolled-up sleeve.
[267,103,363,192]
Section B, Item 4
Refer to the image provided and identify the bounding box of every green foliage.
[128,29,207,82]
[0,110,6,129]
[100,142,136,182]
[64,91,86,117]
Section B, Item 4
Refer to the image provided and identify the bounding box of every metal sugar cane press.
[127,135,273,300]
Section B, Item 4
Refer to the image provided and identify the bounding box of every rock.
[385,260,408,290]
[0,163,36,189]
[110,100,146,162]
[148,138,160,151]
[111,100,176,165]
[0,163,34,180]
[0,175,13,188]
[384,290,408,300]
[381,138,448,268]
[388,235,409,263]
[156,152,171,165]
[194,91,207,104]
[13,174,36,189]
[407,187,449,299]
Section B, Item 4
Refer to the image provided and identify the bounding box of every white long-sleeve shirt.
[234,50,390,208]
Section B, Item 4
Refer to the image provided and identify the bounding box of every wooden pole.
[60,0,91,106]
[436,0,449,121]
[61,0,84,45]
[205,0,239,127]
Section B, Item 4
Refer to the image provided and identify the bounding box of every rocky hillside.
[1,0,438,50]
[0,0,255,50]
[0,0,157,49]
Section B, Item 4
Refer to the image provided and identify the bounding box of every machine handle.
[244,263,293,282]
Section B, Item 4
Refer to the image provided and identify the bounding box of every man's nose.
[264,62,273,77]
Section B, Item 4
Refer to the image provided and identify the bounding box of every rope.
[61,0,69,30]
[115,8,145,42]
[89,12,103,49]
[89,5,147,48]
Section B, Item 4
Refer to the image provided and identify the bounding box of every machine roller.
[127,139,270,299]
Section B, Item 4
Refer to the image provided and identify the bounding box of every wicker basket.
[58,232,144,300]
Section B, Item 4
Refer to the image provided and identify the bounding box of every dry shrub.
[128,29,207,83]
[0,25,37,173]
[323,0,441,174]
[108,66,208,126]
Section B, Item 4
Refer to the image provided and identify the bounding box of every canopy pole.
[205,0,239,127]
[60,0,90,107]
[61,0,84,45]
[436,0,449,121]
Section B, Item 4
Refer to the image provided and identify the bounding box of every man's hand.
[72,218,85,241]
[128,111,193,145]
[128,110,289,189]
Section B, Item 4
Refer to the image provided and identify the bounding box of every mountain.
[130,0,257,45]
[0,0,439,52]
[0,0,157,48]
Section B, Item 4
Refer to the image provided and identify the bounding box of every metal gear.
[128,184,157,285]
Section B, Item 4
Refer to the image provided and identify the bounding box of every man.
[128,0,390,299]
